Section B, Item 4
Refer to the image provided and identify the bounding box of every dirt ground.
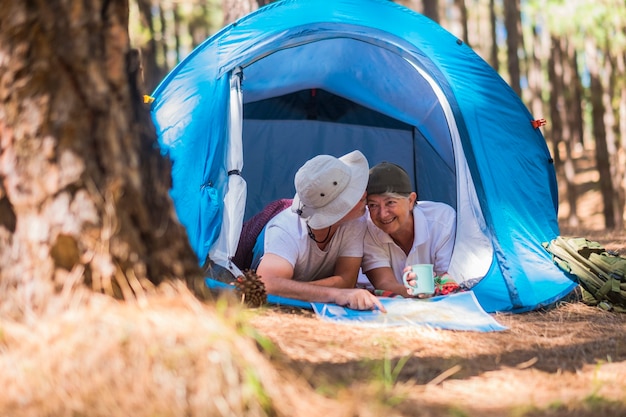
[247,152,626,417]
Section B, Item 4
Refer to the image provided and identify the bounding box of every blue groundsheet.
[205,278,507,332]
[312,292,507,332]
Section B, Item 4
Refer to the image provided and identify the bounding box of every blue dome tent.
[150,0,576,313]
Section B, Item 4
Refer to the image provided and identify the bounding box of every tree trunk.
[222,0,256,25]
[548,37,578,226]
[603,44,625,229]
[488,0,499,72]
[134,0,164,93]
[0,0,204,318]
[422,0,440,23]
[452,0,469,44]
[503,0,522,96]
[558,37,580,227]
[528,21,546,130]
[173,2,182,64]
[189,2,211,50]
[585,37,616,229]
[617,51,626,229]
[567,46,585,151]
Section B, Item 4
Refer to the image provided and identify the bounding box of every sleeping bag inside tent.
[150,0,577,313]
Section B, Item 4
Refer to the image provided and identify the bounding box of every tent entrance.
[242,89,420,220]
[237,40,493,283]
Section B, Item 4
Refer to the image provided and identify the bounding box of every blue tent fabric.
[151,0,576,313]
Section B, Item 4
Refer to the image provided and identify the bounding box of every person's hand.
[334,288,387,313]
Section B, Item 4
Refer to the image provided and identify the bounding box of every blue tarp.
[313,292,507,332]
[205,279,507,332]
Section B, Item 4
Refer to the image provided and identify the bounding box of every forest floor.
[2,149,625,417]
[247,148,626,417]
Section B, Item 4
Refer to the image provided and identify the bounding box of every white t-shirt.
[261,209,367,282]
[362,201,456,282]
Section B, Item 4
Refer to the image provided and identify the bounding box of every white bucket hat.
[291,150,369,229]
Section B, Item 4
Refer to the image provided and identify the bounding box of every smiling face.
[366,192,416,237]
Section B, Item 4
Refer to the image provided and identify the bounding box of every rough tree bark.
[0,0,205,318]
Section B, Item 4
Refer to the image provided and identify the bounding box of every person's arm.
[256,253,386,311]
[365,266,411,297]
[307,256,361,288]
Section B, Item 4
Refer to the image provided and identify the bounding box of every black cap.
[366,162,413,195]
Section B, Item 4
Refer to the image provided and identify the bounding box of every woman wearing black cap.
[362,162,457,297]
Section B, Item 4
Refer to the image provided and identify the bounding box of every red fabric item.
[232,199,293,270]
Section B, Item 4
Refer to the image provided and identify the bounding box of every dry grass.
[0,284,353,417]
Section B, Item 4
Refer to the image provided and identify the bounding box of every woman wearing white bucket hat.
[253,150,385,312]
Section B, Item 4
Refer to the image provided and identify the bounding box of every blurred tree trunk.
[549,36,579,227]
[503,0,522,96]
[527,20,546,128]
[604,43,625,229]
[618,51,626,229]
[189,2,211,49]
[0,0,205,317]
[135,0,165,93]
[222,0,278,27]
[223,0,256,25]
[567,45,585,151]
[423,0,439,23]
[452,0,468,44]
[173,2,182,64]
[488,0,499,71]
[585,37,616,229]
[547,37,566,218]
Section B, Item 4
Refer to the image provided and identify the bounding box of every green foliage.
[129,0,223,72]
[243,366,274,414]
[379,353,411,389]
[524,0,626,50]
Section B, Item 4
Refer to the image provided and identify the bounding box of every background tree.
[0,0,206,318]
[488,0,499,71]
[503,0,523,96]
[547,36,580,227]
[222,0,256,25]
[422,0,440,23]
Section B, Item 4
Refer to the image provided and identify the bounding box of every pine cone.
[234,269,267,308]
